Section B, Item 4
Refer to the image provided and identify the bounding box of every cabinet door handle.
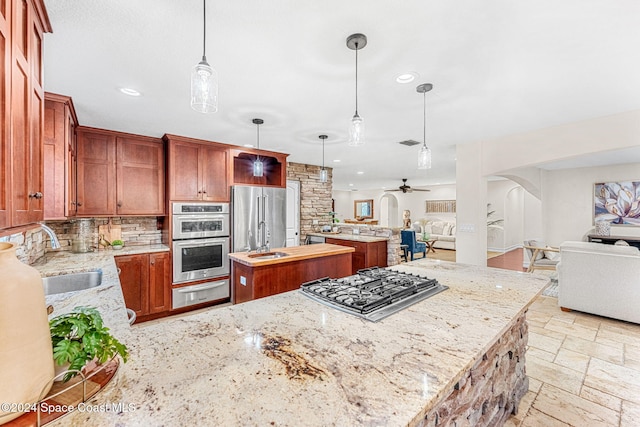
[117,201,123,208]
[150,260,155,265]
[77,201,83,207]
[117,268,122,275]
[33,192,43,199]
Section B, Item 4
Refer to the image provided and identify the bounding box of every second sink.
[247,251,289,260]
[42,270,103,296]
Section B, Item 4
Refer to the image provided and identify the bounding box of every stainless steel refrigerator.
[232,186,287,252]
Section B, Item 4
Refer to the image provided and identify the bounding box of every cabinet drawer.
[172,279,229,309]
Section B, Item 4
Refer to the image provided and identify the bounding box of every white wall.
[542,163,640,246]
[333,186,457,228]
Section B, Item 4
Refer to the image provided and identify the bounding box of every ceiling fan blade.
[413,189,431,192]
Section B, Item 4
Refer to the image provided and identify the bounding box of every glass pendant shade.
[417,144,432,170]
[191,58,218,113]
[320,168,328,183]
[253,158,264,177]
[348,113,364,146]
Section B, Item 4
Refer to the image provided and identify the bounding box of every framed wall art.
[594,181,640,226]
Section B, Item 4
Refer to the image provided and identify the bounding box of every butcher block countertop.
[307,232,389,243]
[228,243,354,267]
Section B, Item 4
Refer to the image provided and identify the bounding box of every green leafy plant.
[110,239,124,247]
[487,203,504,229]
[50,306,128,382]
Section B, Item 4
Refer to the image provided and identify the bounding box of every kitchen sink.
[42,270,103,296]
[247,251,289,260]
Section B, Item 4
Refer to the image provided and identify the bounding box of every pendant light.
[252,118,264,177]
[190,0,218,113]
[346,33,367,146]
[319,134,328,183]
[417,83,433,169]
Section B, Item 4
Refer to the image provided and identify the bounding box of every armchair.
[401,230,427,261]
[524,239,560,272]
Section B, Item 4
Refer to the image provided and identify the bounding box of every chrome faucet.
[39,223,61,249]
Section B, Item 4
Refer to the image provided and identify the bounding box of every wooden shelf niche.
[231,149,288,187]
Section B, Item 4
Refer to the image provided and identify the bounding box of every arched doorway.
[379,193,399,227]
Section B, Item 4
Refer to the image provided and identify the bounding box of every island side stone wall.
[286,162,332,243]
[416,311,529,427]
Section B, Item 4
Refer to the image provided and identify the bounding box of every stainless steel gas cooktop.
[300,267,448,322]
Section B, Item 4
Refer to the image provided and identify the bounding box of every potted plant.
[50,306,128,382]
[110,239,124,250]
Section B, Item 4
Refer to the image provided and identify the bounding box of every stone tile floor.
[506,294,640,426]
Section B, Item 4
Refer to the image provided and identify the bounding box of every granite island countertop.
[40,256,548,426]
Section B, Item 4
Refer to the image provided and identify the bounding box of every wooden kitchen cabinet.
[76,127,165,216]
[165,134,230,202]
[116,135,165,215]
[325,238,388,275]
[43,92,78,219]
[0,0,51,229]
[230,148,288,188]
[116,251,170,322]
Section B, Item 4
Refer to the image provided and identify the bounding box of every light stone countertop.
[35,252,549,427]
[36,245,169,342]
[307,232,389,243]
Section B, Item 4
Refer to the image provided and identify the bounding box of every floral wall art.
[594,181,640,226]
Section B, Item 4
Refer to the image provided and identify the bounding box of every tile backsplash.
[4,217,163,265]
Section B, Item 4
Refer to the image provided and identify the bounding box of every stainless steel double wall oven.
[171,202,230,309]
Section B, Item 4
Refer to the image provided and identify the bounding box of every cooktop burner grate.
[300,267,448,322]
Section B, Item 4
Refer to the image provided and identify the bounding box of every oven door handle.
[176,282,227,293]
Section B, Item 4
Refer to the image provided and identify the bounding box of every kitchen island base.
[230,244,354,303]
[418,311,528,426]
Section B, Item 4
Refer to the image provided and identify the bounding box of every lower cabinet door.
[115,254,149,318]
[148,252,171,314]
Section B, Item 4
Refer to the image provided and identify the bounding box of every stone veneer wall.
[286,162,332,243]
[0,217,163,265]
[0,227,47,265]
[46,217,163,252]
[417,311,529,427]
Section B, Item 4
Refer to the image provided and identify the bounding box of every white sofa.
[413,220,456,250]
[557,241,640,324]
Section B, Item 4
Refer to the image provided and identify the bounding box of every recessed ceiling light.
[119,87,141,96]
[395,72,419,84]
[333,159,341,163]
[357,171,364,175]
[349,183,354,186]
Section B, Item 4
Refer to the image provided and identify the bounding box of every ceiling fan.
[388,178,430,193]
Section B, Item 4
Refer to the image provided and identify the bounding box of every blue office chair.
[401,230,427,261]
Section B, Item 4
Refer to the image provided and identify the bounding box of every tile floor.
[505,291,640,426]
[431,248,640,426]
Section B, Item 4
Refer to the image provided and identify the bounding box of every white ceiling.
[42,0,640,191]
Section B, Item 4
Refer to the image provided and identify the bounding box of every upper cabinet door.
[0,0,11,228]
[10,0,44,226]
[199,144,228,201]
[116,136,165,215]
[168,140,200,201]
[76,129,116,216]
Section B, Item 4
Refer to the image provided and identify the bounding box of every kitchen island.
[33,251,549,426]
[229,243,354,303]
[306,232,389,273]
